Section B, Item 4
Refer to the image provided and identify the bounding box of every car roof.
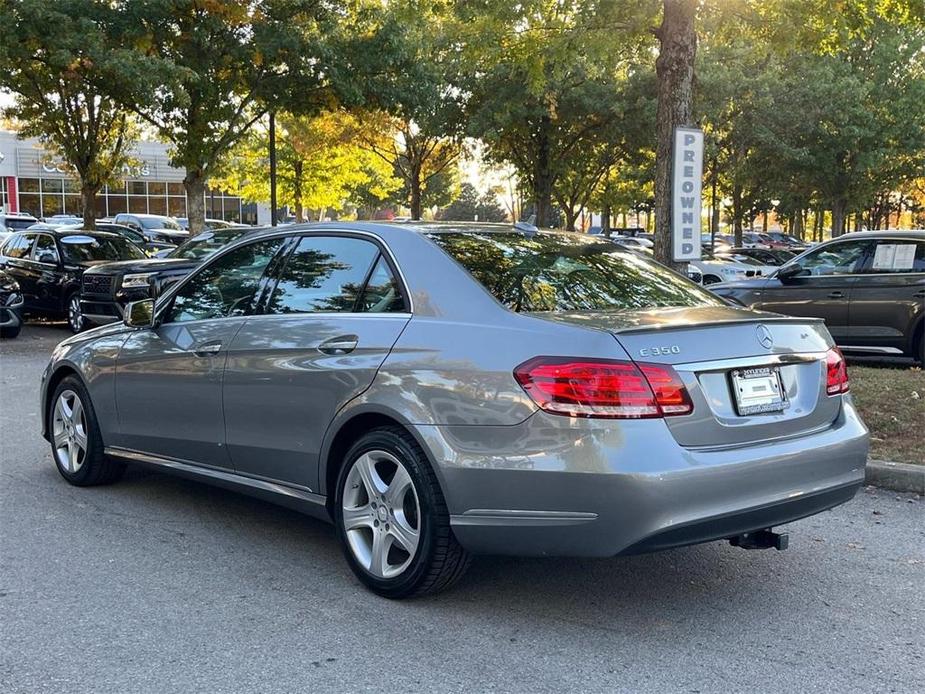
[118,213,174,220]
[837,229,925,240]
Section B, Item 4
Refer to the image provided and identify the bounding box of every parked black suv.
[712,231,925,362]
[80,226,261,325]
[0,229,147,332]
[0,269,24,338]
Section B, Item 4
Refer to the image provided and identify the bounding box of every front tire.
[49,376,124,486]
[66,293,84,333]
[335,426,470,598]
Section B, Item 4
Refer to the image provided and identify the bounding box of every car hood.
[529,303,810,334]
[81,257,199,276]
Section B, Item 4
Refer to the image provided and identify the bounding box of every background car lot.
[1,324,922,692]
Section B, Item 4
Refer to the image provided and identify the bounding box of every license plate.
[730,367,786,416]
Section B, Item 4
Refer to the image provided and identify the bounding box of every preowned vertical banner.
[672,127,704,262]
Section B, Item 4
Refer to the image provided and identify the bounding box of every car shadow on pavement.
[102,462,799,623]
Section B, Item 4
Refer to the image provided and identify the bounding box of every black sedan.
[0,229,147,333]
[0,269,24,338]
[80,226,261,326]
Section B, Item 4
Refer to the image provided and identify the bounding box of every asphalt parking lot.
[1,324,922,693]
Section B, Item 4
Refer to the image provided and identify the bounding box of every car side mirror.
[124,298,155,328]
[777,263,804,281]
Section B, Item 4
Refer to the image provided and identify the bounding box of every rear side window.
[266,236,398,314]
[428,232,722,312]
[864,240,925,274]
[3,234,36,259]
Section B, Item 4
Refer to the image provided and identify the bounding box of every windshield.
[59,235,145,263]
[168,229,248,260]
[428,232,723,312]
[141,217,182,231]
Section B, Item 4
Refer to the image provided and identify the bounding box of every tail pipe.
[729,529,789,551]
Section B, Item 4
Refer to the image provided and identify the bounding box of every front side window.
[167,238,285,323]
[141,217,182,231]
[792,241,871,276]
[428,232,722,312]
[864,240,925,274]
[265,236,387,314]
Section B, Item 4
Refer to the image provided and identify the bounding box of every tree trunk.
[408,163,422,219]
[710,170,719,240]
[762,212,768,233]
[602,205,611,236]
[293,160,304,223]
[80,184,98,231]
[184,170,207,236]
[831,198,847,238]
[732,184,743,246]
[854,212,863,233]
[533,116,554,227]
[653,0,697,269]
[564,207,579,232]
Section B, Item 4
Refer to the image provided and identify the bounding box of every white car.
[689,256,764,285]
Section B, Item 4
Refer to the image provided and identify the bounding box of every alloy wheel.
[68,295,83,332]
[341,450,421,579]
[52,389,88,473]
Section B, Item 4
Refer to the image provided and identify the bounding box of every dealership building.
[0,130,258,224]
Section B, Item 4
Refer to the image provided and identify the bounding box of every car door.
[222,233,412,490]
[114,236,288,466]
[1,234,39,308]
[30,234,64,312]
[753,239,873,342]
[846,238,925,354]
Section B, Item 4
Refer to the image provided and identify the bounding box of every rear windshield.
[59,235,145,263]
[4,218,36,231]
[428,232,722,312]
[141,217,182,231]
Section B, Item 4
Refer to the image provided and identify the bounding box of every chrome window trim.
[154,228,414,320]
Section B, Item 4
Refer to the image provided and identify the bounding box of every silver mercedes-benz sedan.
[40,222,869,598]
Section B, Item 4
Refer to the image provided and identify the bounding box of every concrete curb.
[866,459,925,494]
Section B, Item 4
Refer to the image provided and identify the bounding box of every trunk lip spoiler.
[611,316,826,335]
[670,350,828,373]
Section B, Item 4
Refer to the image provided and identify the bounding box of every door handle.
[193,341,223,356]
[827,291,844,299]
[318,335,358,355]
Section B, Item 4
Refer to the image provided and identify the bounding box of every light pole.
[269,111,277,227]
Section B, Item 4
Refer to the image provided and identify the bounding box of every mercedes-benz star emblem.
[756,324,774,349]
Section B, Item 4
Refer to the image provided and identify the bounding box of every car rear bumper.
[415,399,868,557]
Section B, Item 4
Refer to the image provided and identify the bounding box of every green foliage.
[438,183,509,223]
[0,0,138,226]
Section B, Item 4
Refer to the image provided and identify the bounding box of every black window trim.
[254,231,411,317]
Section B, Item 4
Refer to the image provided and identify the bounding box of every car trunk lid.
[532,306,841,448]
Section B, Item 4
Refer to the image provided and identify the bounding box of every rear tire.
[49,376,124,486]
[0,324,20,339]
[334,426,470,599]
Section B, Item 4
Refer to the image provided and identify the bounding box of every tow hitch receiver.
[729,529,789,551]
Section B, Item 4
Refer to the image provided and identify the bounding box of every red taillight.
[825,347,849,395]
[513,357,693,419]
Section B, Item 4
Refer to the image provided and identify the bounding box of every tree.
[0,0,136,229]
[109,0,410,234]
[652,0,697,267]
[438,183,509,222]
[213,110,400,221]
[459,0,657,228]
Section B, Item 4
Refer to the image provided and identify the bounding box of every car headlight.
[121,273,155,289]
